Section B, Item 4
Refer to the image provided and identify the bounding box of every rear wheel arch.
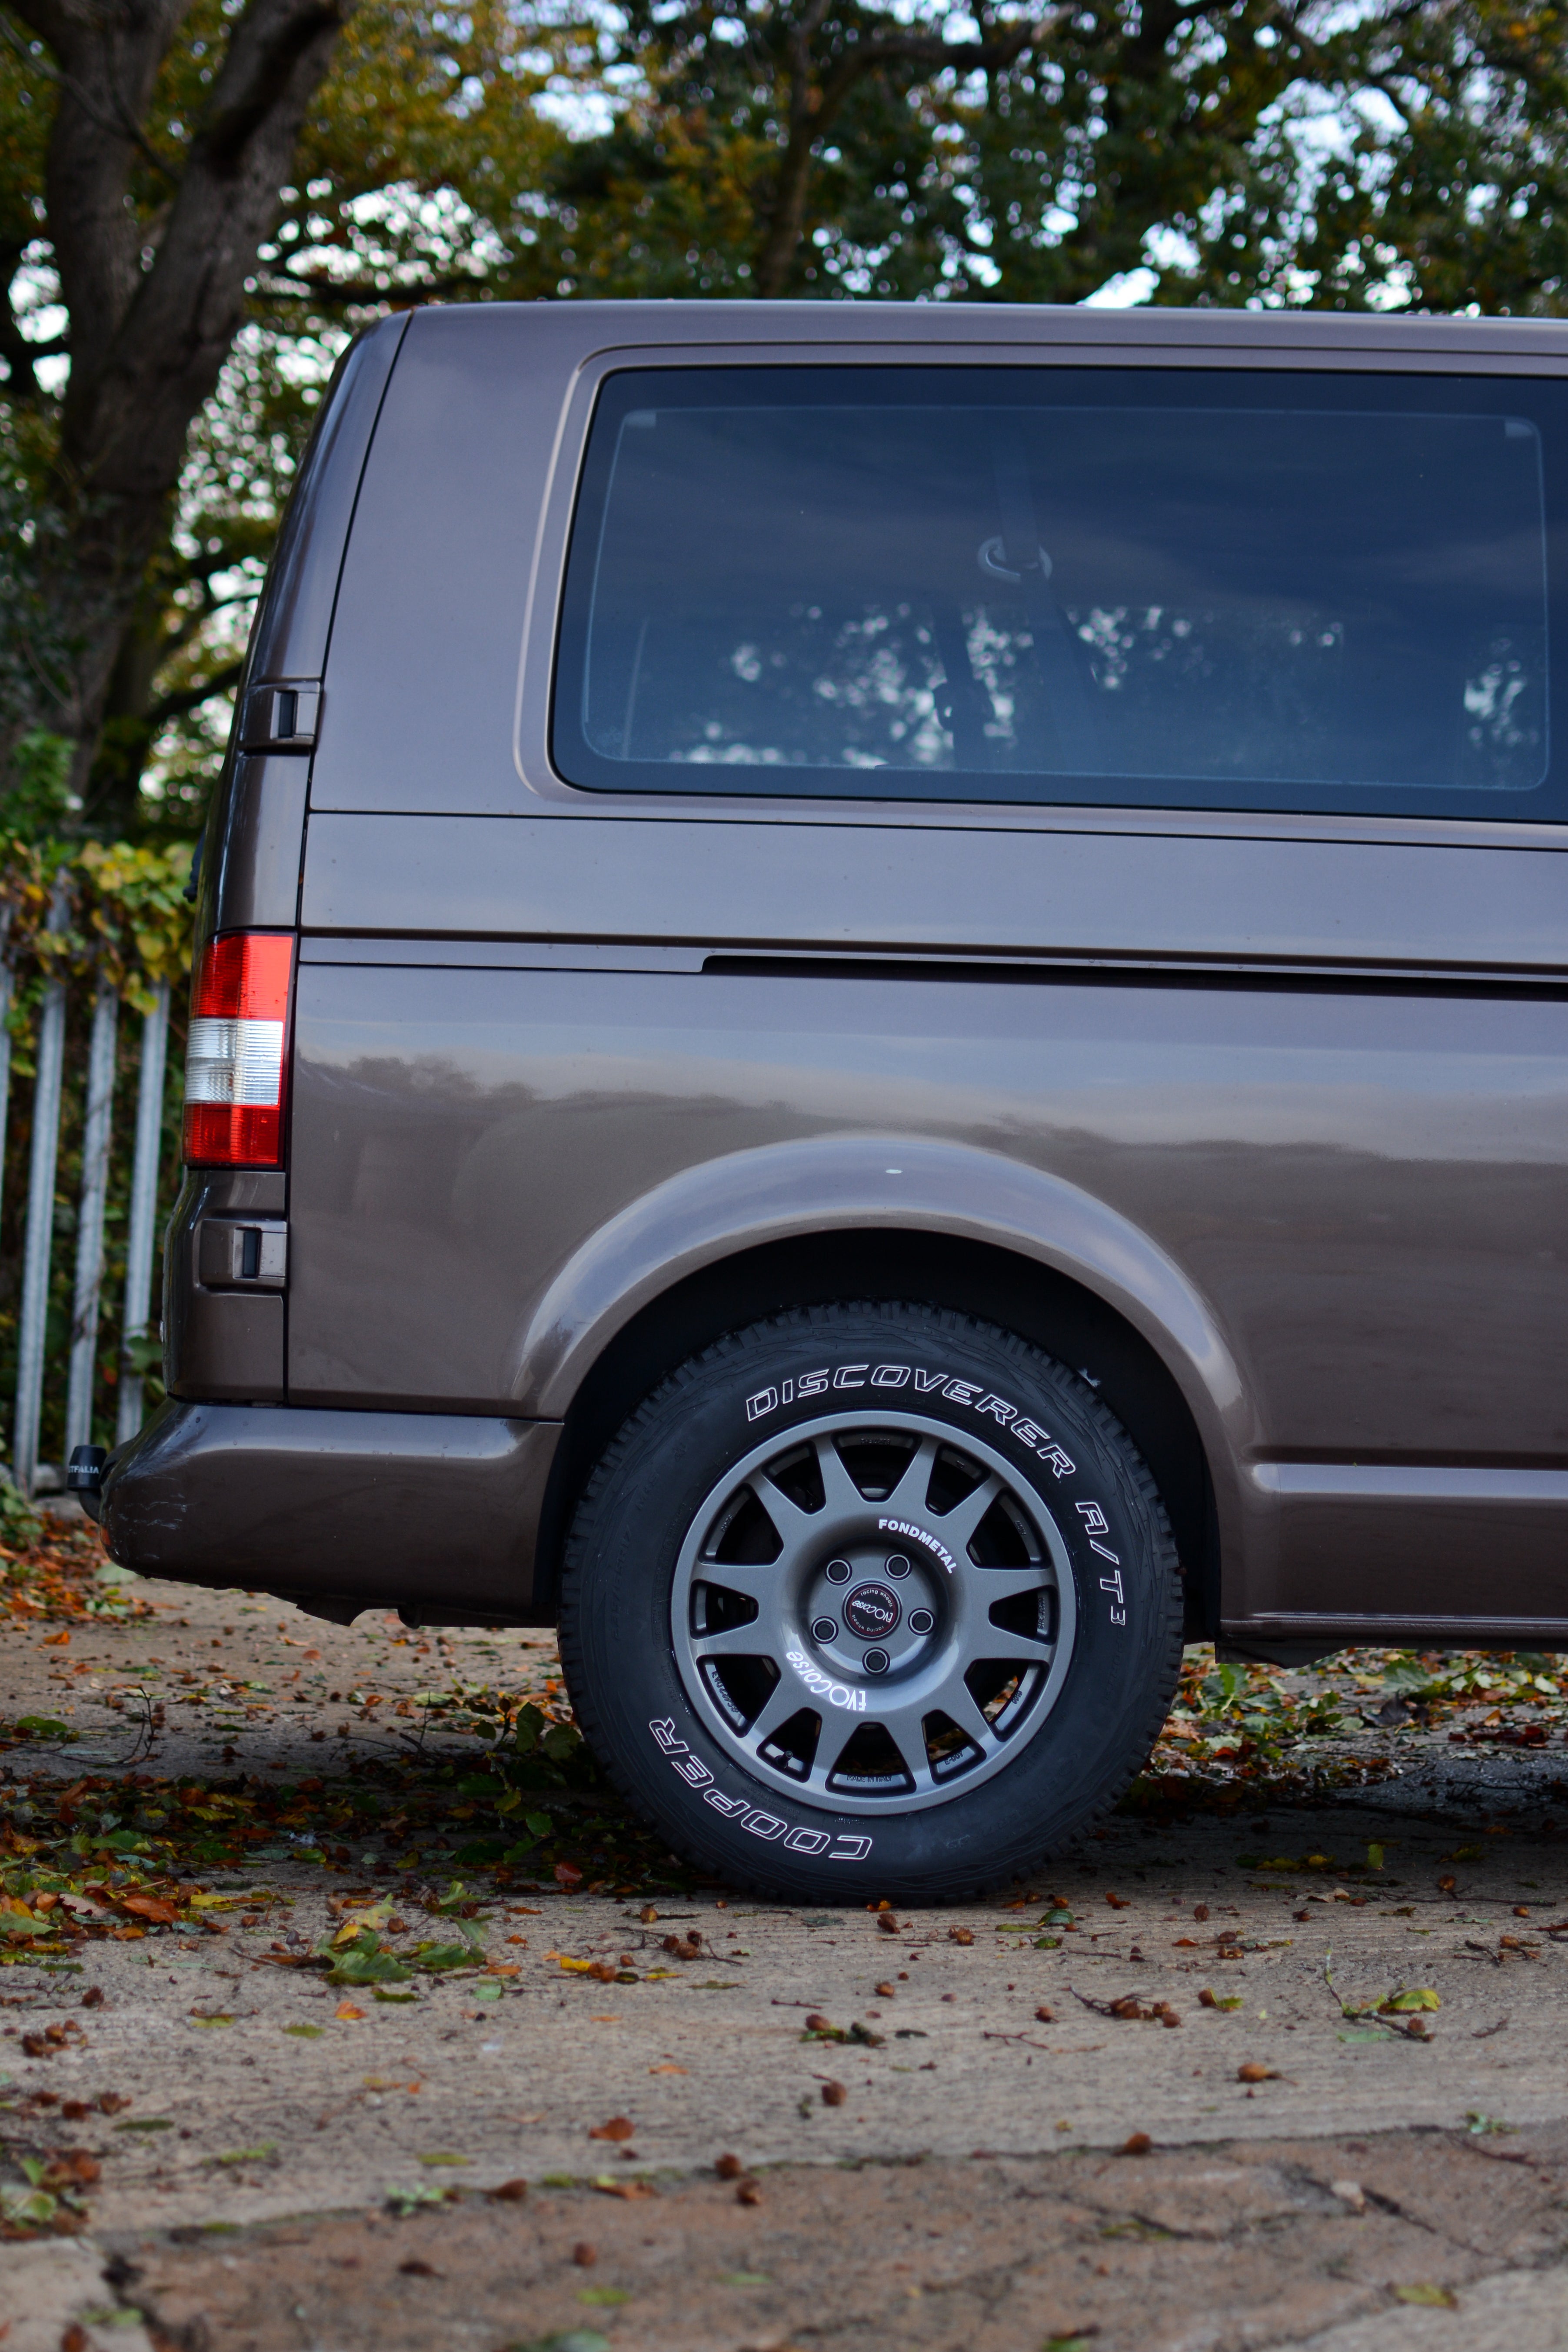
[531,1229,1220,1638]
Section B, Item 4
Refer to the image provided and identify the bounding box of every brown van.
[77,301,1568,1898]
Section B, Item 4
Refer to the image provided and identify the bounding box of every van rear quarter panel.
[293,303,1568,1632]
[286,956,1568,1622]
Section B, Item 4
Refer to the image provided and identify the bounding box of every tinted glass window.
[553,365,1557,819]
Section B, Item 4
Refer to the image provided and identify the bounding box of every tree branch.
[143,656,244,729]
[752,6,1065,296]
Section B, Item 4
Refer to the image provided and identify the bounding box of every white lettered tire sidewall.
[558,1303,1183,1902]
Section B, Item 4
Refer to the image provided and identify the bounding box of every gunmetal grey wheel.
[560,1301,1183,1902]
[671,1412,1077,1814]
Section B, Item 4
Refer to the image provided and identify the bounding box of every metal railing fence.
[0,841,193,1496]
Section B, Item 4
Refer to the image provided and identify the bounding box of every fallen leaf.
[118,1893,177,1926]
[877,1913,900,1935]
[578,2287,633,2306]
[715,2153,744,2179]
[1105,1893,1129,1910]
[1237,2062,1277,2083]
[334,2001,367,2021]
[594,2176,657,2200]
[417,2152,470,2168]
[948,1927,974,1946]
[573,2241,597,2265]
[1393,2284,1457,2309]
[398,2259,440,2278]
[736,2178,762,2205]
[1198,1988,1242,2011]
[486,2178,528,2202]
[1035,2005,1054,2024]
[821,2081,847,2107]
[588,2116,636,2143]
[1122,2132,1152,2156]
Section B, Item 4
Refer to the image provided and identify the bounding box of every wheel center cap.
[842,1582,901,1640]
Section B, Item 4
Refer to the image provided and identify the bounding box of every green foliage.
[0,1471,41,1546]
[7,0,1568,848]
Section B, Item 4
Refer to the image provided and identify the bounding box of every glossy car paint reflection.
[286,962,1568,1622]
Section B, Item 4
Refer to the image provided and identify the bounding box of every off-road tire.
[558,1302,1182,1902]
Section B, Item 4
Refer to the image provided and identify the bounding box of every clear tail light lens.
[183,932,294,1166]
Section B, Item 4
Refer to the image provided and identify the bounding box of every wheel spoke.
[747,1470,821,1569]
[743,1678,804,1752]
[882,1434,939,1519]
[690,1620,774,1660]
[972,1564,1052,1606]
[872,1701,936,1793]
[812,1432,869,1520]
[806,1711,864,1789]
[935,1472,1004,1555]
[939,1680,1002,1757]
[695,1558,780,1599]
[979,1620,1054,1655]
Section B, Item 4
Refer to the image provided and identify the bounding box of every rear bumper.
[100,1401,561,1622]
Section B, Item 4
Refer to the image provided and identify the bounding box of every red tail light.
[183,933,295,1166]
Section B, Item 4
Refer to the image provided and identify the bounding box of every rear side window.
[552,364,1560,821]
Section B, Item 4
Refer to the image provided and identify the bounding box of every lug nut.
[885,1554,912,1578]
[811,1618,838,1643]
[908,1608,935,1635]
[825,1559,852,1585]
[862,1649,890,1675]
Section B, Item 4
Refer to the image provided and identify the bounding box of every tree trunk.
[7,0,360,789]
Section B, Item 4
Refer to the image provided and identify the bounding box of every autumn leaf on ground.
[335,2001,367,2021]
[117,1893,177,1925]
[1394,2284,1457,2308]
[588,2116,636,2142]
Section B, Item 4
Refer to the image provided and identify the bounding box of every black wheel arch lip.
[99,1397,560,1622]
